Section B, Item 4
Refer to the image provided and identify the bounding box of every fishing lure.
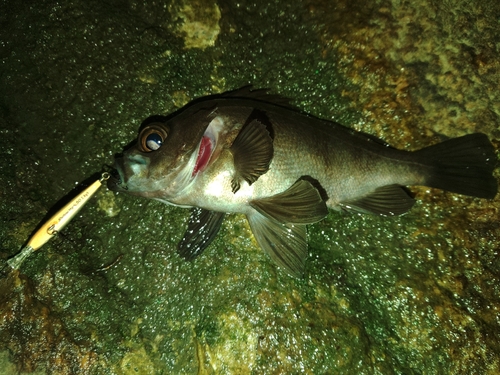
[6,172,109,270]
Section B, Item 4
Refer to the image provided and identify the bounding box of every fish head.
[108,104,222,201]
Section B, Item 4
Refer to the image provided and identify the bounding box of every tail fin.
[415,133,498,199]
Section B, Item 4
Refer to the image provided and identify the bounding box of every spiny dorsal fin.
[221,86,295,108]
[340,184,415,216]
[230,119,274,193]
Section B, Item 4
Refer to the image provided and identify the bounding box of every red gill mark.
[192,136,212,176]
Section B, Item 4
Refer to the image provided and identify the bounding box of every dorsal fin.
[220,85,295,108]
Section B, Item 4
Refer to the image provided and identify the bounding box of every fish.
[108,87,498,277]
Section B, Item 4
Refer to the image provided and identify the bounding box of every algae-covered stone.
[0,0,499,374]
[168,0,221,49]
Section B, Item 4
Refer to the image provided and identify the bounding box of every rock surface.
[1,0,499,374]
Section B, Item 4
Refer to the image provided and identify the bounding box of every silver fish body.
[109,88,498,276]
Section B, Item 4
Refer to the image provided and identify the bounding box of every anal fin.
[340,184,415,216]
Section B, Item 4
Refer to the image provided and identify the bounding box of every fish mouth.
[106,161,126,192]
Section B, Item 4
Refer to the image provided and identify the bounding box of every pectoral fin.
[177,207,225,260]
[247,211,308,277]
[340,184,415,216]
[230,119,273,193]
[250,179,328,224]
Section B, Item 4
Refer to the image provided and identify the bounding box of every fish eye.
[139,124,169,152]
[146,133,162,150]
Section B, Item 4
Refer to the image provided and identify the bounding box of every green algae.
[1,0,500,374]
